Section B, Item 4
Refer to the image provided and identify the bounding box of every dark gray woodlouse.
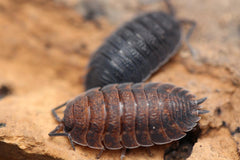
[85,0,196,90]
[49,82,208,159]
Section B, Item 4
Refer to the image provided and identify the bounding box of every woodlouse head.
[48,101,76,150]
[62,102,74,132]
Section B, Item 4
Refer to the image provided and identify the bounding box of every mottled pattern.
[63,82,206,150]
[85,12,181,90]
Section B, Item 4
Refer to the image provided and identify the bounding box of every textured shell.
[85,12,181,90]
[63,82,204,150]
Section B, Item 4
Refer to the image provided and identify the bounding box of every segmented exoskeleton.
[49,82,208,159]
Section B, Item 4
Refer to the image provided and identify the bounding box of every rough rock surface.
[0,0,239,160]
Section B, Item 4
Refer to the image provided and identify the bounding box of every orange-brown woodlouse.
[49,82,208,159]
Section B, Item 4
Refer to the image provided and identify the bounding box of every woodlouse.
[49,82,208,159]
[85,0,196,90]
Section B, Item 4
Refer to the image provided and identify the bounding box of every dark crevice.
[0,85,12,100]
[162,120,239,160]
[164,125,201,160]
[214,107,222,116]
[0,141,62,160]
[222,121,227,127]
[218,120,240,136]
[0,123,6,128]
[223,123,240,136]
[231,127,240,135]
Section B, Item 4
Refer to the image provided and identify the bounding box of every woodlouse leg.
[96,149,105,159]
[178,20,197,57]
[51,101,68,122]
[48,123,65,136]
[68,134,75,150]
[120,148,127,160]
[163,0,175,17]
[146,147,153,157]
[48,124,76,150]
